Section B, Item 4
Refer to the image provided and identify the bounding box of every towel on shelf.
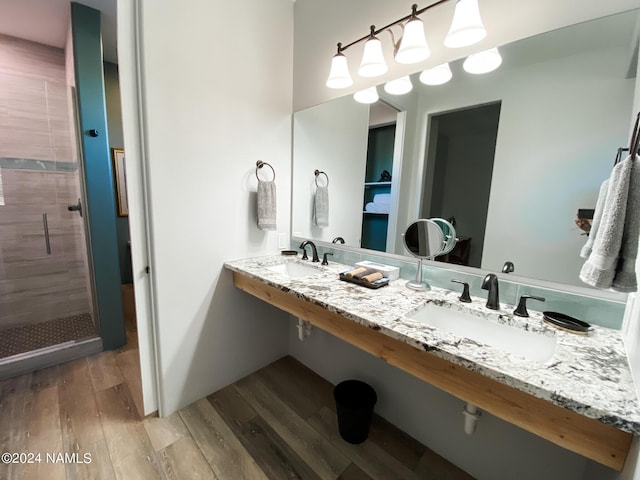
[612,156,640,292]
[314,186,329,227]
[365,202,390,214]
[372,193,391,206]
[579,157,633,289]
[580,179,609,259]
[257,180,277,231]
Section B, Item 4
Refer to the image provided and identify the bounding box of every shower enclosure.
[0,34,100,373]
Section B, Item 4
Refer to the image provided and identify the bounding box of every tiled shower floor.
[0,313,97,359]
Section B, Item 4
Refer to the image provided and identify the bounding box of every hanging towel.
[579,157,633,289]
[257,180,276,231]
[580,179,609,259]
[313,186,329,227]
[612,156,640,292]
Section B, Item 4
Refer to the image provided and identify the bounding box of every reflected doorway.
[421,102,501,267]
[361,101,401,252]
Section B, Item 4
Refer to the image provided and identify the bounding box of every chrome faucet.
[481,273,500,310]
[299,240,320,262]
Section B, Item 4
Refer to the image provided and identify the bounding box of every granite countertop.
[224,254,640,435]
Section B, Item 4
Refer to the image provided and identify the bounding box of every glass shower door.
[0,72,98,361]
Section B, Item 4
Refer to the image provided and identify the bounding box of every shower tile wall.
[0,34,93,330]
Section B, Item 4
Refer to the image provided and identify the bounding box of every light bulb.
[395,17,430,64]
[353,86,379,104]
[463,47,502,74]
[419,63,453,85]
[358,35,388,77]
[384,76,413,95]
[444,0,487,48]
[326,53,353,88]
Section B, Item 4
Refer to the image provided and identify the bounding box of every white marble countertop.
[224,254,640,435]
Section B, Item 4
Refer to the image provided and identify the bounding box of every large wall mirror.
[292,8,639,289]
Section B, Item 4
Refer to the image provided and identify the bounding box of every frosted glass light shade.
[419,63,453,85]
[444,0,487,48]
[384,76,413,95]
[353,86,379,104]
[463,47,502,74]
[326,53,353,88]
[395,17,431,64]
[358,36,388,77]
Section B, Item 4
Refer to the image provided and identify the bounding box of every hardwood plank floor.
[0,298,475,479]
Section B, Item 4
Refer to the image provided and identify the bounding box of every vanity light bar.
[326,0,488,89]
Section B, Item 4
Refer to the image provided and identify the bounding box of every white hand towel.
[612,156,640,292]
[580,157,633,289]
[313,186,329,227]
[580,179,609,259]
[257,180,276,231]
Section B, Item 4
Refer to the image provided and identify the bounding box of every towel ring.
[314,170,329,187]
[256,161,275,181]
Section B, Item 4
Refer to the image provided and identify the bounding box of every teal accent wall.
[71,3,126,349]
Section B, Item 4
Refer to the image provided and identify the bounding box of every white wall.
[292,96,369,245]
[118,0,293,416]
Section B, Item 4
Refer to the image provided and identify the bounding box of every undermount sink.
[266,261,320,279]
[408,303,557,363]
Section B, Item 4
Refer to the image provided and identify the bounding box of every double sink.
[265,258,557,364]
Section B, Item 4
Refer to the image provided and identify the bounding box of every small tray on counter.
[543,311,591,335]
[339,272,390,289]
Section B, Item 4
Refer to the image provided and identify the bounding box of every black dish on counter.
[543,311,591,334]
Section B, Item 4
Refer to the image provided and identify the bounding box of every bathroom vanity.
[225,254,640,471]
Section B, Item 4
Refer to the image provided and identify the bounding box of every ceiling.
[0,0,118,63]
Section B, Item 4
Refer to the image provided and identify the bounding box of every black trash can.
[333,380,377,444]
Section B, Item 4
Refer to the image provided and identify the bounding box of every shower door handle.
[68,198,82,217]
[42,213,51,255]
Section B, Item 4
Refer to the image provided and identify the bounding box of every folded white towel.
[373,193,391,206]
[365,202,389,214]
[612,156,640,292]
[580,179,609,259]
[580,157,633,289]
[257,180,276,231]
[314,186,329,227]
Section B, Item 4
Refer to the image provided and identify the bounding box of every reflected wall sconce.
[353,86,380,104]
[326,0,487,89]
[463,47,502,74]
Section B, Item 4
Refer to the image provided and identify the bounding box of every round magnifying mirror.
[402,219,445,291]
[431,218,457,256]
[403,219,446,258]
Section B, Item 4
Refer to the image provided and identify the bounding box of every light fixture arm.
[336,0,452,54]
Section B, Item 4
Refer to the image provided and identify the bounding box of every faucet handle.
[322,252,334,265]
[451,280,471,303]
[513,295,545,317]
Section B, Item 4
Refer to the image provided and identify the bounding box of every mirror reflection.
[292,9,639,288]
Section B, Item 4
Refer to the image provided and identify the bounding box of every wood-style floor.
[0,288,474,480]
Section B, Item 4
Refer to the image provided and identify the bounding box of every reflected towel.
[372,193,391,206]
[313,186,329,227]
[612,156,640,292]
[579,157,633,289]
[365,202,389,214]
[257,180,276,231]
[580,179,609,259]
